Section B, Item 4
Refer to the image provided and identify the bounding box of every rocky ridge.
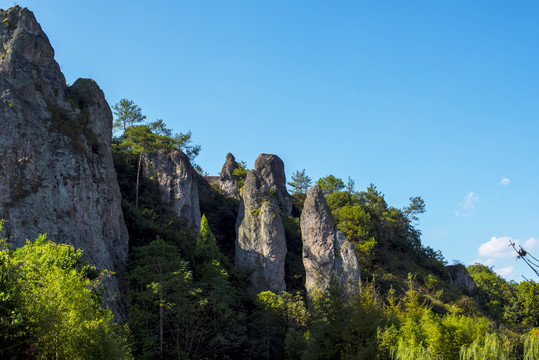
[301,185,360,298]
[235,169,287,292]
[0,7,128,317]
[254,153,293,215]
[144,150,201,232]
[219,152,241,199]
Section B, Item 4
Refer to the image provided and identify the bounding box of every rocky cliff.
[144,150,201,231]
[219,152,241,199]
[301,185,360,298]
[0,7,128,317]
[254,153,293,215]
[235,169,287,292]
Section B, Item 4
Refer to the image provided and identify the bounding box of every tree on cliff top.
[112,100,201,208]
[113,99,146,133]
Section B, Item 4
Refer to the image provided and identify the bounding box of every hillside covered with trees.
[1,5,539,360]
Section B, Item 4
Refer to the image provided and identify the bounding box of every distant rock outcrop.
[447,264,477,294]
[219,152,241,199]
[235,170,287,292]
[144,150,201,231]
[0,7,128,317]
[254,154,293,215]
[301,185,360,298]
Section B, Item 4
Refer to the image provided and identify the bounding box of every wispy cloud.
[455,192,478,217]
[501,177,510,186]
[495,265,516,278]
[476,236,538,267]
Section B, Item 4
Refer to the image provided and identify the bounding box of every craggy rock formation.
[144,150,201,232]
[235,170,287,292]
[254,153,293,215]
[334,230,361,293]
[0,7,128,317]
[447,264,477,294]
[219,152,241,199]
[301,185,360,298]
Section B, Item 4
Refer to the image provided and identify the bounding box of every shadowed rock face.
[144,150,201,232]
[447,264,477,294]
[254,154,293,216]
[0,6,128,318]
[301,185,360,299]
[235,170,287,292]
[219,152,241,199]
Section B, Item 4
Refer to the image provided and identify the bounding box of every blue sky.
[8,0,539,281]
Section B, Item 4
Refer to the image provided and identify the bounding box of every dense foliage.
[0,222,131,359]
[3,99,539,358]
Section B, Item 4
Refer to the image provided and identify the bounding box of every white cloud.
[478,236,514,259]
[524,237,537,249]
[495,265,516,278]
[501,177,510,186]
[455,192,479,217]
[476,236,538,267]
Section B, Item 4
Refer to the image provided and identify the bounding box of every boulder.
[254,154,293,215]
[447,264,477,294]
[235,170,287,292]
[144,150,201,232]
[0,7,128,319]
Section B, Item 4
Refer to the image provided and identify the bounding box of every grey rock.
[447,264,477,294]
[144,150,201,232]
[235,170,287,292]
[335,230,361,294]
[0,6,128,319]
[219,152,241,199]
[254,154,293,215]
[204,176,220,187]
[301,185,360,298]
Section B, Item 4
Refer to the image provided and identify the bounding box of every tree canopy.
[0,226,131,359]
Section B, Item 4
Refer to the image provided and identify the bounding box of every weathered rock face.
[0,7,128,318]
[219,152,241,199]
[144,150,201,232]
[235,170,287,292]
[254,153,293,215]
[447,264,477,294]
[301,185,360,298]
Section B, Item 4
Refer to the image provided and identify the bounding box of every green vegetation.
[47,103,100,158]
[232,160,249,189]
[287,169,312,212]
[6,96,539,358]
[0,222,131,359]
[112,99,200,208]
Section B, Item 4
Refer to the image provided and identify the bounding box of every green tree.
[287,169,312,195]
[253,291,308,360]
[467,264,518,324]
[195,214,220,262]
[194,216,247,357]
[0,230,131,359]
[112,100,201,208]
[518,281,539,327]
[112,99,146,133]
[128,237,197,359]
[232,160,249,190]
[317,174,345,196]
[403,196,426,223]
